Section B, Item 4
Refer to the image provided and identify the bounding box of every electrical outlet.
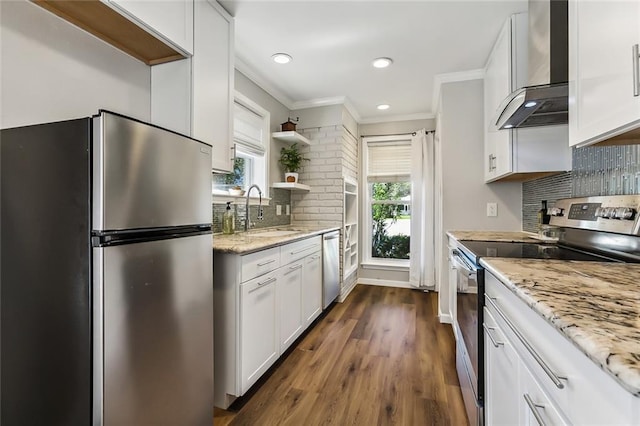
[286,205,290,215]
[487,202,498,217]
[276,205,282,216]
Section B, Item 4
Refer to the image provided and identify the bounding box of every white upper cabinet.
[193,0,234,173]
[484,13,571,183]
[151,0,234,173]
[569,0,640,147]
[106,0,194,55]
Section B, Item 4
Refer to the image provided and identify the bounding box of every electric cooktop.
[458,240,618,264]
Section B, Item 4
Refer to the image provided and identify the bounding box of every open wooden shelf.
[272,182,311,191]
[272,131,311,146]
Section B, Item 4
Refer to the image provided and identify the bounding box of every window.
[363,137,413,265]
[212,92,269,199]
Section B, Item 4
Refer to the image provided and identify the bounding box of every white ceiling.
[220,0,528,122]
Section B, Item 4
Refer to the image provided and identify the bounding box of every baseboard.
[438,313,453,324]
[339,276,358,302]
[357,278,416,289]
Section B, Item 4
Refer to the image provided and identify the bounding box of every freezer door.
[93,234,213,425]
[93,111,212,231]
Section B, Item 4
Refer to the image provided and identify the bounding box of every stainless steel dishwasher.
[322,231,340,308]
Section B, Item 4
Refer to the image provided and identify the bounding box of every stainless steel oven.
[451,248,483,426]
[452,195,640,426]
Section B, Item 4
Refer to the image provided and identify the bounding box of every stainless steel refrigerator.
[1,111,214,425]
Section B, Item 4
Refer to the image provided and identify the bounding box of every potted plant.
[278,143,309,183]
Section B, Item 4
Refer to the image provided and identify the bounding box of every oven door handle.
[451,249,477,275]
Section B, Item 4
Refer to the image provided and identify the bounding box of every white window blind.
[366,141,412,182]
[233,102,265,152]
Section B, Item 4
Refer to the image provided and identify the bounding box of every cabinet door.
[484,18,513,182]
[240,272,278,394]
[569,0,640,146]
[484,308,520,426]
[193,0,234,172]
[520,363,570,426]
[106,0,193,54]
[278,261,304,352]
[302,252,322,327]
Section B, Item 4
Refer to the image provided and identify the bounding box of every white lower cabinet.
[302,251,322,327]
[240,272,278,394]
[213,234,324,409]
[278,260,304,352]
[484,308,519,426]
[520,363,569,426]
[484,271,640,425]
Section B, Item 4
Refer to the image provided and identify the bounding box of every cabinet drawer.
[485,272,639,425]
[241,247,280,282]
[280,236,321,265]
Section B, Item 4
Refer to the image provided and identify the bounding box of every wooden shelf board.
[272,131,311,146]
[272,182,311,191]
[33,0,187,65]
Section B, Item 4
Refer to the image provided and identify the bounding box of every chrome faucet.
[244,184,263,231]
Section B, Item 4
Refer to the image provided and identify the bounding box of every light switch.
[276,205,282,215]
[286,205,290,215]
[487,203,498,217]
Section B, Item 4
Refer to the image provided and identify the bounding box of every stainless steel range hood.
[496,0,568,130]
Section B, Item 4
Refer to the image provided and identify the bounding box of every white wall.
[359,118,435,137]
[1,1,151,129]
[234,70,291,186]
[357,118,435,286]
[437,79,522,320]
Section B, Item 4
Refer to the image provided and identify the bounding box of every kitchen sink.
[250,230,300,237]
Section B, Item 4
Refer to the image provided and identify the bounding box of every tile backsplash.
[212,188,291,233]
[522,172,572,232]
[571,145,640,196]
[522,144,640,232]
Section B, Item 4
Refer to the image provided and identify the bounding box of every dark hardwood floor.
[213,284,468,426]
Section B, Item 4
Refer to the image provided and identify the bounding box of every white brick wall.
[292,122,360,294]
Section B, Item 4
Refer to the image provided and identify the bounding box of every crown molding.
[358,112,435,125]
[290,96,363,123]
[431,68,485,114]
[234,55,295,109]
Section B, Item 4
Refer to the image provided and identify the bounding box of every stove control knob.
[615,207,635,220]
[595,207,605,218]
[548,207,564,217]
[600,207,613,219]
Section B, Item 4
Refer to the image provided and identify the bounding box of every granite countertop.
[480,258,640,396]
[213,225,340,254]
[447,230,545,243]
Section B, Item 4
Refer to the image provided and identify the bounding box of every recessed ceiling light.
[377,104,390,110]
[372,57,393,68]
[524,101,538,108]
[271,53,292,64]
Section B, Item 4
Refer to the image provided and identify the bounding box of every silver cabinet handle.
[249,276,276,293]
[523,393,547,426]
[485,295,567,389]
[290,246,315,255]
[283,264,302,275]
[483,324,504,348]
[257,259,276,267]
[633,44,640,97]
[257,276,276,286]
[488,154,493,172]
[231,144,237,161]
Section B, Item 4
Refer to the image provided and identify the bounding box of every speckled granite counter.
[480,257,640,396]
[447,230,543,243]
[213,225,340,254]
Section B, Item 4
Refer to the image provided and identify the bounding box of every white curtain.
[409,129,435,288]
